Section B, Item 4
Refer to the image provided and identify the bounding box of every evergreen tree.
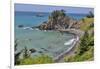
[79,31,90,55]
[23,46,30,58]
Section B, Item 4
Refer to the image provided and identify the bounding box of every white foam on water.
[44,30,47,32]
[64,38,75,45]
[23,27,33,30]
[35,28,39,30]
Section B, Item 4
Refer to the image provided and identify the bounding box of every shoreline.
[53,29,84,62]
[17,26,83,62]
[53,26,93,62]
[54,34,79,62]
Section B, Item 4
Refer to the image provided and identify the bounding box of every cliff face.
[38,10,81,30]
[37,10,94,31]
[38,16,81,30]
[39,16,71,30]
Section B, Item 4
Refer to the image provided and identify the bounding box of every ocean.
[15,12,87,58]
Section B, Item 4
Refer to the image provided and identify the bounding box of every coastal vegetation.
[20,54,53,65]
[64,31,94,62]
[38,10,71,30]
[37,10,94,62]
[15,10,94,65]
[15,40,53,65]
[64,11,94,62]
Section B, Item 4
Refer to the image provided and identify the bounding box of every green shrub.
[19,54,53,65]
[64,30,94,62]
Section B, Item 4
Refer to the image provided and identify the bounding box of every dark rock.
[37,10,77,30]
[18,25,24,28]
[41,48,48,51]
[29,48,36,53]
[36,13,44,17]
[38,51,43,53]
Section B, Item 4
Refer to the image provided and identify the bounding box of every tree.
[14,40,22,65]
[86,11,94,18]
[50,10,66,20]
[23,46,30,58]
[79,31,90,55]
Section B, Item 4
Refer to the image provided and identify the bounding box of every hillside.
[15,10,94,65]
[64,17,94,62]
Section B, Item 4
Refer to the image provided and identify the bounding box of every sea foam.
[22,27,33,30]
[64,39,75,45]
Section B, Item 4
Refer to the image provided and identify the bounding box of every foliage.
[15,10,94,64]
[78,31,91,55]
[20,58,34,65]
[20,54,53,65]
[14,40,21,65]
[32,54,53,64]
[80,17,94,31]
[49,9,66,20]
[23,46,30,59]
[64,46,94,62]
[39,9,70,30]
[15,43,53,65]
[14,40,17,51]
[86,11,94,18]
[64,30,94,62]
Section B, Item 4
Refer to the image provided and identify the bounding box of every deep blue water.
[15,12,87,27]
[15,12,49,27]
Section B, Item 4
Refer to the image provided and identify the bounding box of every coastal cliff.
[37,10,94,62]
[15,9,94,65]
[36,10,94,39]
[37,10,80,30]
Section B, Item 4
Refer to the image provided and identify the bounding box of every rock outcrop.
[37,10,81,30]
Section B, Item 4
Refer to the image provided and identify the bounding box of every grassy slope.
[18,17,94,64]
[18,54,53,65]
[64,17,94,62]
[80,17,94,31]
[64,46,94,62]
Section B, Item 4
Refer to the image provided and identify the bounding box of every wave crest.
[64,39,75,45]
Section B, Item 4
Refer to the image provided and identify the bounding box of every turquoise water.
[15,12,86,58]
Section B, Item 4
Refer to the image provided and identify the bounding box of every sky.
[15,3,94,14]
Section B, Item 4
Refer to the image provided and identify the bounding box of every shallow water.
[15,28,74,58]
[15,12,86,58]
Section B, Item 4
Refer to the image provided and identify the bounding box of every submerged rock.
[38,51,43,53]
[18,25,24,28]
[41,48,48,51]
[29,48,36,53]
[36,13,44,17]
